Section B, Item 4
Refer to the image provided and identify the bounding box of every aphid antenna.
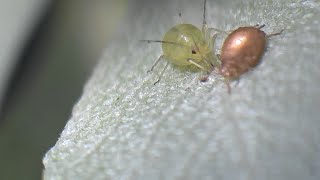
[140,40,188,47]
[201,0,227,36]
[177,10,184,24]
[202,0,207,29]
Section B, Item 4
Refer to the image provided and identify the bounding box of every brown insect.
[218,24,283,93]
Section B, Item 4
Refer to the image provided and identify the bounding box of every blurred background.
[0,0,127,179]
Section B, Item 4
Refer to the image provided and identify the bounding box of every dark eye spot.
[192,50,196,54]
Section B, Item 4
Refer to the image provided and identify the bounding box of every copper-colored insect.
[218,24,283,92]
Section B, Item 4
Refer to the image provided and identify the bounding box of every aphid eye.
[192,50,197,54]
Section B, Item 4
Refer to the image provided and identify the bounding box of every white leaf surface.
[43,0,320,179]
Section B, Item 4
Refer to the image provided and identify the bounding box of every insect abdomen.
[220,27,266,79]
[162,24,203,66]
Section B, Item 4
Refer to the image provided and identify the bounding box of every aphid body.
[161,23,215,71]
[143,0,219,84]
[219,26,282,79]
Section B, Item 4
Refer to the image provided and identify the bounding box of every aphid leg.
[266,29,284,38]
[209,34,220,63]
[209,33,221,67]
[147,55,164,73]
[210,33,221,69]
[154,61,170,85]
[207,27,229,35]
[208,33,218,50]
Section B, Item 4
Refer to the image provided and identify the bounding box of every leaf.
[43,0,320,179]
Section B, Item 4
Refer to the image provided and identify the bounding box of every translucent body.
[162,24,215,72]
[144,0,220,85]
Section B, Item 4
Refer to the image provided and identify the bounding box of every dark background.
[0,0,126,179]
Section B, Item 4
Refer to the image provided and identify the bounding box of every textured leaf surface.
[43,0,320,179]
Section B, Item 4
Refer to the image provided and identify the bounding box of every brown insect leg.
[257,24,266,29]
[221,77,231,94]
[266,29,284,38]
[199,75,209,83]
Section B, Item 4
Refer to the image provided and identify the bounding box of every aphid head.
[186,37,216,72]
[188,46,201,62]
